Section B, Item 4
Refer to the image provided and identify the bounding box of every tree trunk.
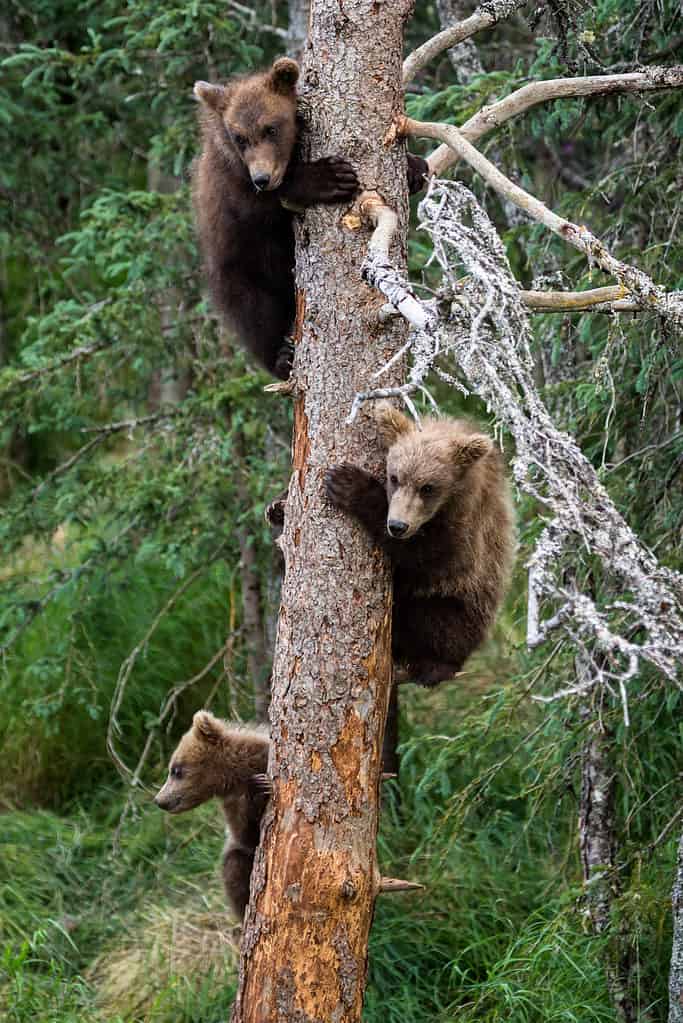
[435,0,485,81]
[579,691,637,1023]
[231,2,413,1019]
[234,431,270,722]
[670,828,683,1023]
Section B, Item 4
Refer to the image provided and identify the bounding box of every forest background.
[1,0,682,1020]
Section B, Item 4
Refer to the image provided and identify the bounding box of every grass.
[0,554,678,1020]
[1,676,677,1021]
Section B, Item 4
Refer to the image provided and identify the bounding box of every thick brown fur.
[325,403,516,686]
[154,711,270,919]
[192,58,429,379]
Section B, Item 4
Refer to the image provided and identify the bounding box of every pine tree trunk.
[231,2,413,1019]
[669,828,683,1023]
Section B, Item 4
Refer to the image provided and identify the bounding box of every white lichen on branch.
[355,178,683,711]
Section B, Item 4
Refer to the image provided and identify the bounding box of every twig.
[106,540,230,781]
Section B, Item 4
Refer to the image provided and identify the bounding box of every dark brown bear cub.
[193,58,358,379]
[325,404,515,686]
[154,711,269,919]
[193,58,429,379]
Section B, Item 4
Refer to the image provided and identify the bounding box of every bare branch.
[378,878,425,893]
[402,0,528,84]
[401,115,683,331]
[521,286,636,312]
[427,67,683,175]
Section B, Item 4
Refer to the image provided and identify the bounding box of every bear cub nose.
[251,171,271,190]
[387,520,409,538]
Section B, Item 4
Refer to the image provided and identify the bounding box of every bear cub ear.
[193,81,226,111]
[457,434,493,468]
[269,57,300,95]
[372,401,414,447]
[193,709,223,744]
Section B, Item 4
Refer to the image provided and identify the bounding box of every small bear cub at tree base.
[193,58,429,379]
[154,711,270,919]
[325,403,515,686]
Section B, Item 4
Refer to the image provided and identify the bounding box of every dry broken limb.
[400,114,683,331]
[355,176,683,711]
[426,66,683,175]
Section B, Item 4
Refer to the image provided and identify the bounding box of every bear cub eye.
[170,764,183,779]
[263,125,278,138]
[233,133,248,150]
[420,484,435,497]
[389,474,399,487]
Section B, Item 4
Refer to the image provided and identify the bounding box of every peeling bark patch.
[293,288,306,344]
[330,709,366,813]
[293,400,311,490]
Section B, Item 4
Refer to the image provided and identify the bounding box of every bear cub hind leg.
[222,843,256,920]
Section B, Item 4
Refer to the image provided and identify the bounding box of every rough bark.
[670,829,683,1023]
[231,3,412,1021]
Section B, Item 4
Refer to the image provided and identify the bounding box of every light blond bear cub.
[325,403,516,685]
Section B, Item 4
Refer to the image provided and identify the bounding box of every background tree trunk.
[234,430,270,721]
[287,0,310,59]
[670,829,683,1023]
[231,2,413,1019]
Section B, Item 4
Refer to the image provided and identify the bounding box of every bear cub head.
[194,58,300,192]
[154,710,267,814]
[374,402,494,540]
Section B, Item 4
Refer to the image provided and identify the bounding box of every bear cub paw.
[325,464,375,512]
[287,156,359,205]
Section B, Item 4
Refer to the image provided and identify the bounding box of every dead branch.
[427,66,683,175]
[401,115,683,331]
[353,177,683,712]
[402,0,528,84]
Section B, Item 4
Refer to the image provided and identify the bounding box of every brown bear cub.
[154,711,270,919]
[325,404,515,686]
[193,58,429,379]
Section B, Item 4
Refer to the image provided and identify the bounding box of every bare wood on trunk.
[231,2,413,1020]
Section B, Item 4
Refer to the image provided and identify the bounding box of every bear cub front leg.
[280,156,359,207]
[325,464,389,543]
